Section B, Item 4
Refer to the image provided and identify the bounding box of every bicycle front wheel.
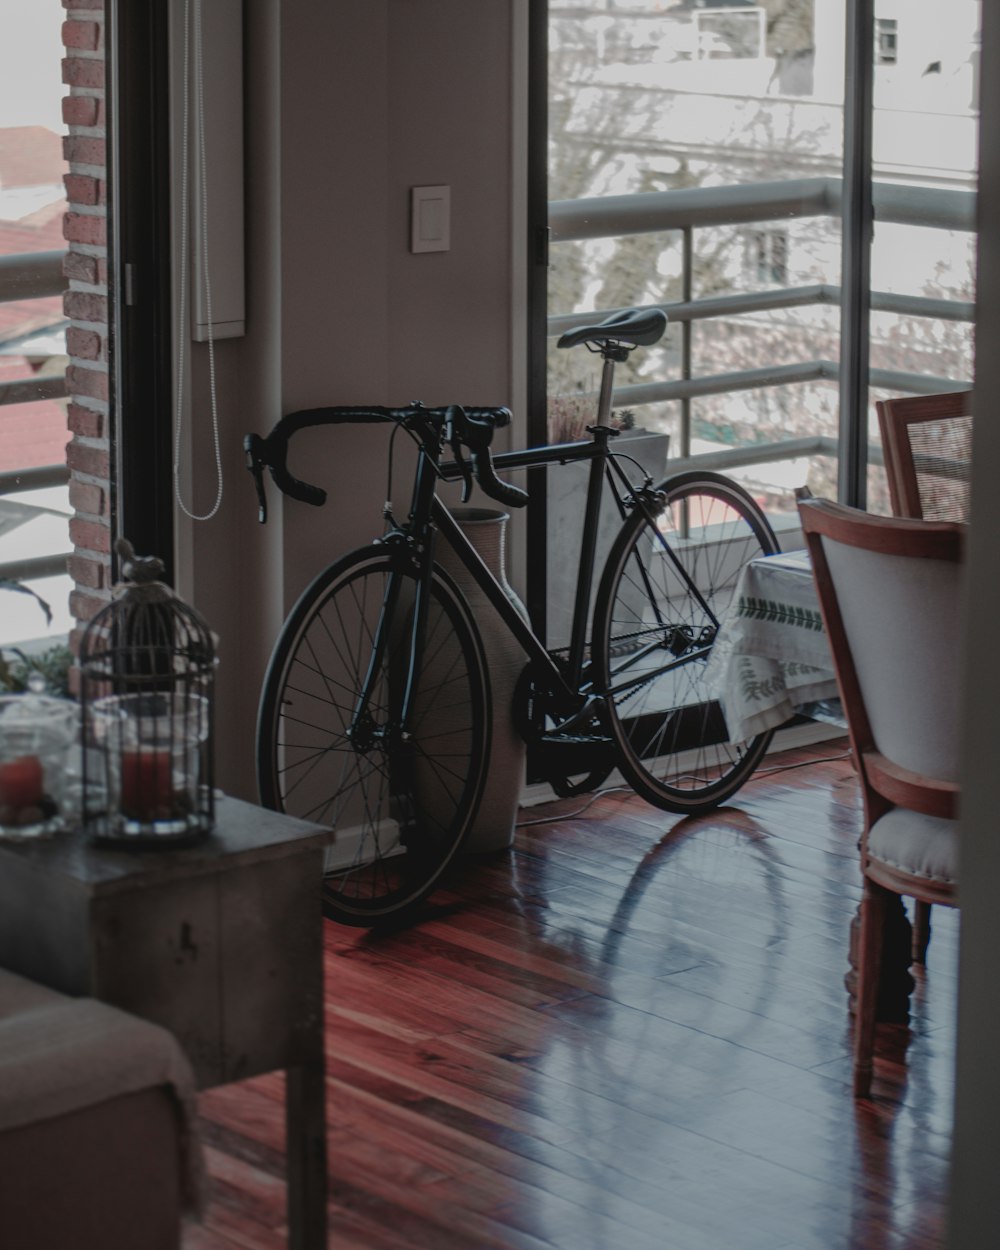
[593,471,779,814]
[257,545,491,925]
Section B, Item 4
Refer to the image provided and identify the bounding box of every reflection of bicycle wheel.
[593,472,778,814]
[257,545,490,925]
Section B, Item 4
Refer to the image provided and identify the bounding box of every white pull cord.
[174,0,224,521]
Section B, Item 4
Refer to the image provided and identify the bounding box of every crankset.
[513,662,617,797]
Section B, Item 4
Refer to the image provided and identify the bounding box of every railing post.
[681,226,693,465]
[838,0,875,509]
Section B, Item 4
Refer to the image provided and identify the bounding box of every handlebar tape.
[470,449,528,509]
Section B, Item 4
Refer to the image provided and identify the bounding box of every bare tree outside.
[545,0,977,511]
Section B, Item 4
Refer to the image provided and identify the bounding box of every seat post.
[595,343,629,425]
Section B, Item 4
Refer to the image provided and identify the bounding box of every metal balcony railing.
[548,176,975,473]
[0,250,71,588]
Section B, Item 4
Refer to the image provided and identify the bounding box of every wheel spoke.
[595,475,778,813]
[257,549,488,923]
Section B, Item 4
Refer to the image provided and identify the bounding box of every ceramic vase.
[434,508,528,854]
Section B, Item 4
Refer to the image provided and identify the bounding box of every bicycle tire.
[257,544,491,925]
[592,470,779,814]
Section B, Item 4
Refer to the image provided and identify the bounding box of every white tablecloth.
[705,549,840,741]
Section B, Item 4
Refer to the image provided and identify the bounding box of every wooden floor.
[185,739,957,1250]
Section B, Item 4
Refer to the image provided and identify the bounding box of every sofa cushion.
[0,966,205,1212]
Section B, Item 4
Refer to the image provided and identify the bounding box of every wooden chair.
[798,498,964,1098]
[876,389,972,523]
[875,389,971,965]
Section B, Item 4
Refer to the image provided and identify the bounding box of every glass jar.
[0,693,77,839]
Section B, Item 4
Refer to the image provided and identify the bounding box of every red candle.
[120,749,173,821]
[0,755,44,809]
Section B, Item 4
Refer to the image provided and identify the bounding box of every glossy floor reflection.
[188,739,956,1249]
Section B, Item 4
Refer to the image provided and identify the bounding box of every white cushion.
[868,807,958,886]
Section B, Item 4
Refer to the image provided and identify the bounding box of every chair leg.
[911,900,932,966]
[854,878,889,1099]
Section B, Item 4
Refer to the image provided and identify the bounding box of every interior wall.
[948,0,1000,1240]
[177,0,521,799]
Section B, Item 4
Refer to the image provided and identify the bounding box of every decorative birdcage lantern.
[79,538,216,846]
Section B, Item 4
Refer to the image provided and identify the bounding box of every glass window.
[875,17,898,66]
[868,0,979,513]
[546,0,839,609]
[0,1,71,653]
[544,0,979,559]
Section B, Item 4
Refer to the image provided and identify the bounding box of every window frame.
[107,0,175,584]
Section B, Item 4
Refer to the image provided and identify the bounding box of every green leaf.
[0,579,52,625]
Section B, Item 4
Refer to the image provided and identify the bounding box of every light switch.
[411,185,450,253]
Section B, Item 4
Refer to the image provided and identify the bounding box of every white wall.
[174,0,522,799]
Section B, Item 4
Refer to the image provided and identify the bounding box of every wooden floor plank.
[186,740,954,1249]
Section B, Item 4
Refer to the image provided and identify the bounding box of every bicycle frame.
[366,425,732,751]
[368,425,638,739]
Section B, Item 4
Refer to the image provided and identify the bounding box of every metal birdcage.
[79,538,216,846]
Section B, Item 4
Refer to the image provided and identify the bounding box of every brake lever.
[458,448,474,503]
[243,434,268,524]
[449,436,474,503]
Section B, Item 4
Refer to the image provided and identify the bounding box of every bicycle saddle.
[557,307,667,350]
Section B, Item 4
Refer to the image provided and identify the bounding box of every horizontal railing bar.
[870,181,977,232]
[664,436,838,475]
[663,436,886,476]
[613,360,836,406]
[549,177,975,243]
[550,178,834,241]
[0,375,68,407]
[606,361,968,407]
[0,553,70,582]
[597,360,965,407]
[0,464,70,495]
[549,285,974,337]
[869,368,972,395]
[549,286,835,335]
[871,291,975,322]
[0,251,66,302]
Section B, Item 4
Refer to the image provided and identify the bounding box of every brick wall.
[61,0,110,650]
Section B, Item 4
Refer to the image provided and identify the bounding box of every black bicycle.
[244,308,779,926]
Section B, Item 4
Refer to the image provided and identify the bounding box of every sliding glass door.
[532,1,979,635]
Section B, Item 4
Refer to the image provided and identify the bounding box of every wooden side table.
[0,795,330,1249]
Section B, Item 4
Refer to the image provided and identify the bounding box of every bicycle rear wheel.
[257,545,491,925]
[593,471,779,813]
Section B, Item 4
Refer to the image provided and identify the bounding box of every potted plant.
[0,581,71,697]
[545,401,671,647]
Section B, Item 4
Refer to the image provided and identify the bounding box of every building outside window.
[0,1,72,655]
[747,228,790,286]
[545,0,978,544]
[876,17,898,66]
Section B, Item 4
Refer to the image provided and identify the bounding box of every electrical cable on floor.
[515,750,853,827]
[515,787,634,827]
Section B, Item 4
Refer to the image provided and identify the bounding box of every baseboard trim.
[519,719,847,809]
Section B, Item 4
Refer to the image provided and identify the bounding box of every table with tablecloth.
[705,547,841,741]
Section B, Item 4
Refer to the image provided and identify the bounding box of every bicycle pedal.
[535,731,616,773]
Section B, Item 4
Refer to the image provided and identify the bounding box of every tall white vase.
[435,508,527,854]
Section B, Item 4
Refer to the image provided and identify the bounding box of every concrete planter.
[545,430,670,648]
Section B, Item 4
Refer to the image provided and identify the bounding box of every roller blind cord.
[174,0,224,522]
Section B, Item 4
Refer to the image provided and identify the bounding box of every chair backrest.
[798,499,965,816]
[876,390,972,523]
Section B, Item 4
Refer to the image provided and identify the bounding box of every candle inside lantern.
[120,748,174,821]
[0,754,44,809]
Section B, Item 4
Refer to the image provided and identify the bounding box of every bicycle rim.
[593,472,778,813]
[257,546,490,925]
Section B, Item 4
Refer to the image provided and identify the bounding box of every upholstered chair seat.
[799,497,964,1098]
